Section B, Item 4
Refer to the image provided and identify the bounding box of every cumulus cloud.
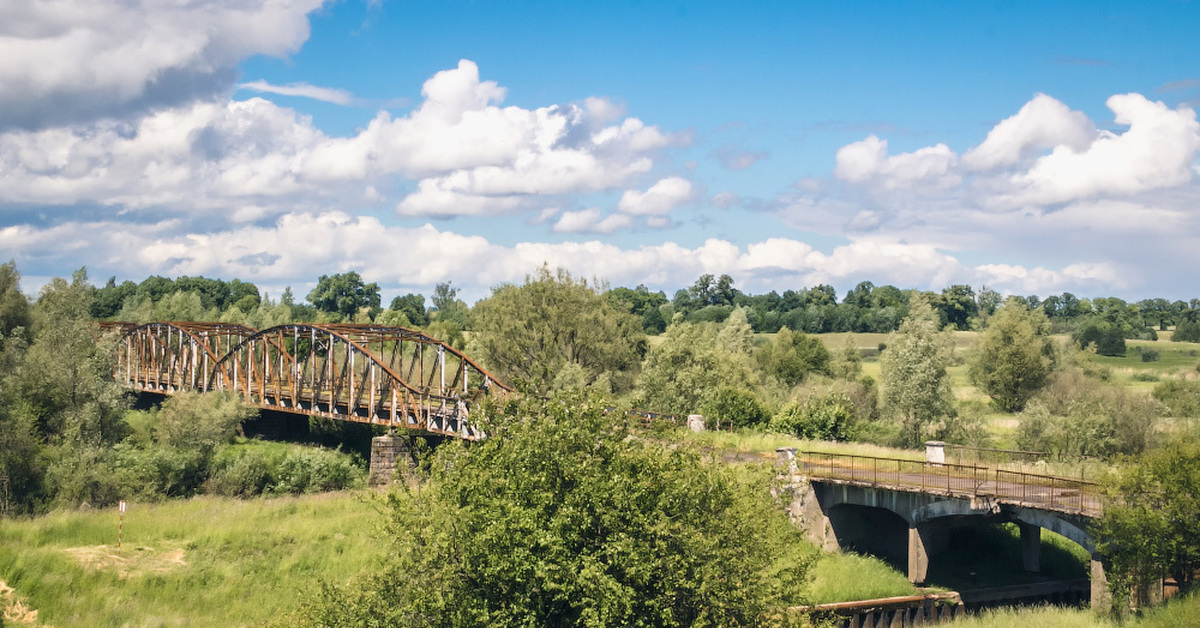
[962,93,1095,170]
[0,211,1130,301]
[0,0,326,130]
[1008,93,1200,205]
[617,176,695,215]
[0,59,680,223]
[834,136,959,189]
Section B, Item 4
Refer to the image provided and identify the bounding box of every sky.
[2,1,1199,304]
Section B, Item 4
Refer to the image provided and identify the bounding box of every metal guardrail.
[798,451,1102,517]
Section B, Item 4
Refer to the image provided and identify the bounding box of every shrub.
[1072,319,1126,356]
[770,392,854,441]
[1140,349,1160,363]
[1173,318,1200,343]
[206,441,364,497]
[1153,379,1200,418]
[1015,369,1161,458]
[701,387,771,429]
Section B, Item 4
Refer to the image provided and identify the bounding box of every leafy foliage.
[1015,369,1160,458]
[1072,318,1127,356]
[968,299,1056,412]
[1095,440,1200,611]
[758,327,832,387]
[1152,378,1200,417]
[305,271,381,321]
[770,392,854,441]
[304,392,815,628]
[879,298,956,447]
[701,387,771,429]
[637,318,758,416]
[472,266,646,394]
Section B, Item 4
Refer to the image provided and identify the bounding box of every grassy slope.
[0,492,379,627]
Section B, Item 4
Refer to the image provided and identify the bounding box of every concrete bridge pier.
[369,433,413,485]
[1019,522,1041,573]
[907,521,951,584]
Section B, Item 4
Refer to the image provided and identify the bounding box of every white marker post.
[118,500,126,550]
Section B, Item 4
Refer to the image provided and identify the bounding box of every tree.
[303,392,813,628]
[1073,318,1127,356]
[701,387,771,429]
[936,285,977,330]
[880,297,956,447]
[388,293,429,327]
[306,272,381,321]
[430,281,468,325]
[0,260,31,341]
[1095,440,1200,611]
[472,266,646,394]
[758,326,831,387]
[637,318,758,416]
[1172,315,1200,343]
[969,299,1056,412]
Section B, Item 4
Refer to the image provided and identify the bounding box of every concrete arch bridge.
[101,321,510,440]
[781,449,1109,609]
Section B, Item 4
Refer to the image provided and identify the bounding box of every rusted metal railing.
[798,451,1101,517]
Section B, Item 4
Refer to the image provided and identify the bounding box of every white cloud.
[0,59,679,223]
[834,135,959,189]
[0,211,1131,302]
[0,0,326,129]
[237,80,355,105]
[962,93,1095,170]
[617,176,694,215]
[551,208,633,234]
[1008,94,1200,205]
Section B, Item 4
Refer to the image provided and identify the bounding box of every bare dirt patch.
[64,544,187,579]
[0,579,39,625]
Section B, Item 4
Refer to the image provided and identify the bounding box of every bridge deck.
[798,450,1101,517]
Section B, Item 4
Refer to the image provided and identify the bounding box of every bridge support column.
[369,434,411,486]
[1019,522,1041,573]
[908,525,929,585]
[1090,554,1110,611]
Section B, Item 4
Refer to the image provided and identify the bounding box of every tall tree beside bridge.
[969,298,1057,412]
[306,272,381,322]
[471,266,645,394]
[880,297,956,447]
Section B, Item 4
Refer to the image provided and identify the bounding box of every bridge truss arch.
[207,324,511,439]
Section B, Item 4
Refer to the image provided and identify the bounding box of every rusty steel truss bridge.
[100,321,511,440]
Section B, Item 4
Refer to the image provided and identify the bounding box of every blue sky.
[2,1,1199,303]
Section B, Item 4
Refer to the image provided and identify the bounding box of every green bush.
[1173,318,1200,343]
[770,392,854,441]
[1153,379,1200,418]
[701,387,771,429]
[1072,319,1126,356]
[206,441,364,497]
[1140,348,1160,362]
[1015,370,1161,458]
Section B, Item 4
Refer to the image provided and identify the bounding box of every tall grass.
[0,492,378,627]
[804,552,924,603]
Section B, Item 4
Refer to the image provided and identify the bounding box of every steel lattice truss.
[107,322,511,440]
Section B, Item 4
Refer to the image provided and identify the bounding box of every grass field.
[0,492,379,627]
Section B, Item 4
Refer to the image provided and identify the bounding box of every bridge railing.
[800,451,990,495]
[993,469,1102,517]
[798,451,1101,517]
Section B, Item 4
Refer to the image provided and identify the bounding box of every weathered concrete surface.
[368,434,411,486]
[788,477,1105,596]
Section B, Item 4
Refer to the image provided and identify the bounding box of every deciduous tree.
[472,266,645,394]
[880,298,956,447]
[969,299,1056,412]
[306,272,381,321]
[303,392,813,628]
